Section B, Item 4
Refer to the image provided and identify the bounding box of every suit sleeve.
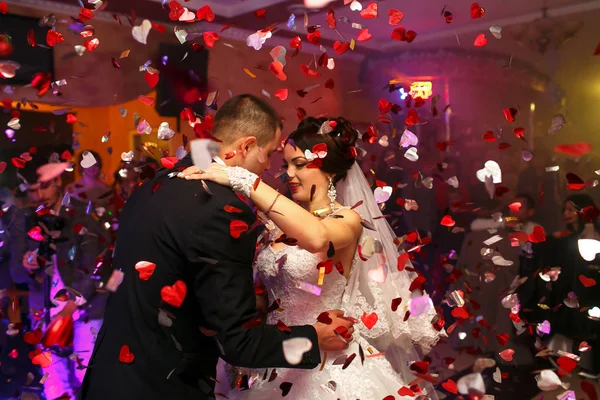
[184,195,321,369]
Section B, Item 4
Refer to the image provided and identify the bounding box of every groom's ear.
[238,136,257,156]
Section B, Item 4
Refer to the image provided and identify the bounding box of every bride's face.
[282,143,330,204]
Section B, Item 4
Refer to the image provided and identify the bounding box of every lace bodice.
[254,227,348,326]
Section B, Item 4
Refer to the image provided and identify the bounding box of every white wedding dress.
[214,216,439,400]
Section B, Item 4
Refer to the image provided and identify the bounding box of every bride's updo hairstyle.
[286,117,359,185]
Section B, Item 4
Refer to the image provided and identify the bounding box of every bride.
[179,117,444,399]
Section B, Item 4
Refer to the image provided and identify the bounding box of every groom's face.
[241,127,281,175]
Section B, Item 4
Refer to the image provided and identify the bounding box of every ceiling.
[11,0,600,57]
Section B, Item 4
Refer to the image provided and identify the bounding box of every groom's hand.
[312,310,355,352]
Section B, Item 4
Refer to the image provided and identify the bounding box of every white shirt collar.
[213,156,226,166]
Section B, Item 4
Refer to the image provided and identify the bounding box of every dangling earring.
[327,176,337,211]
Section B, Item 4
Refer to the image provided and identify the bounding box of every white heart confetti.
[80,151,97,169]
[350,0,362,11]
[548,114,565,135]
[282,337,313,365]
[374,186,392,204]
[158,122,175,140]
[400,129,418,148]
[409,295,433,317]
[178,8,195,22]
[457,372,486,396]
[536,369,562,391]
[121,151,134,162]
[174,27,188,44]
[476,160,502,183]
[367,263,388,283]
[270,45,287,65]
[132,19,152,45]
[489,25,502,39]
[404,147,419,162]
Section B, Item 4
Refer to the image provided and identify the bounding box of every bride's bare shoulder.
[330,208,362,231]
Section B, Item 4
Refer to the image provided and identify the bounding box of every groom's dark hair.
[213,94,283,146]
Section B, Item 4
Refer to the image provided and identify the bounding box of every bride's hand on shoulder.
[177,164,232,187]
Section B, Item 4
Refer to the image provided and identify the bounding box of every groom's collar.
[213,156,226,166]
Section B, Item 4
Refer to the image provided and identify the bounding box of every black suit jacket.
[81,156,321,400]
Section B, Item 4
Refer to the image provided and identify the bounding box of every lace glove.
[224,166,259,198]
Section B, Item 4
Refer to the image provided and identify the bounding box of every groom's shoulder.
[136,173,252,217]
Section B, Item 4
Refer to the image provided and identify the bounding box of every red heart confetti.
[471,2,485,18]
[168,0,184,21]
[503,107,518,122]
[134,261,156,280]
[398,386,415,396]
[119,345,135,364]
[579,275,596,288]
[276,320,291,332]
[290,36,302,50]
[160,157,179,169]
[440,215,456,227]
[230,220,249,238]
[566,173,586,191]
[0,2,7,14]
[388,9,404,25]
[269,61,287,81]
[274,88,288,100]
[203,32,219,48]
[555,142,592,156]
[360,312,378,329]
[333,41,350,55]
[31,350,52,368]
[224,205,243,214]
[196,5,214,22]
[307,30,321,45]
[483,131,496,142]
[496,333,510,346]
[513,127,525,140]
[326,8,336,28]
[410,361,429,374]
[138,95,156,106]
[300,64,320,78]
[46,30,64,46]
[0,161,6,174]
[66,113,77,124]
[397,252,409,271]
[360,2,378,18]
[391,297,402,311]
[528,225,547,243]
[451,307,469,320]
[357,28,372,42]
[84,38,99,51]
[144,71,159,88]
[556,356,578,376]
[442,379,458,394]
[160,280,187,307]
[317,311,333,324]
[474,33,487,47]
[24,329,42,345]
[581,381,598,400]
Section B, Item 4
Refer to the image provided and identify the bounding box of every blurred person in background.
[66,150,112,209]
[112,160,142,217]
[543,194,600,375]
[12,161,111,399]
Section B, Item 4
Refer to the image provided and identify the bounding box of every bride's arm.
[249,178,362,254]
[179,164,362,254]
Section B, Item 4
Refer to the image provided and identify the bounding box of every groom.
[81,94,354,400]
